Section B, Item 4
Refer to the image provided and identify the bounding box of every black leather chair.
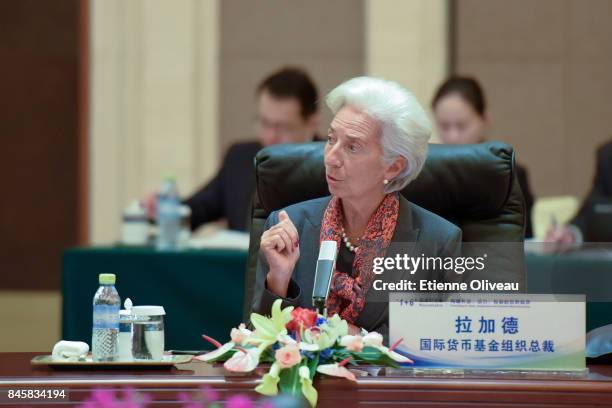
[243,141,526,319]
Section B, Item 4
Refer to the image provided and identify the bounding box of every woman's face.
[434,93,486,145]
[324,105,403,201]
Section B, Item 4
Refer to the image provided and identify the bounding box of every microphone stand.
[313,297,326,316]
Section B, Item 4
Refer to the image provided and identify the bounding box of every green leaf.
[351,347,400,368]
[307,352,320,378]
[374,353,401,369]
[278,365,302,396]
[202,348,237,363]
[352,346,383,361]
[260,347,276,363]
[299,365,318,407]
[255,362,281,396]
[331,349,351,361]
[250,313,278,340]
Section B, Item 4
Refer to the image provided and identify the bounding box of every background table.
[526,250,612,332]
[62,246,248,350]
[2,352,612,407]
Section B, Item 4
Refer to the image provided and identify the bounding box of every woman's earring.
[383,179,389,185]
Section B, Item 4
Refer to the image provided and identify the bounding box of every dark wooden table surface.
[1,352,612,407]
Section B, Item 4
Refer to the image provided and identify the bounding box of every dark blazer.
[516,164,534,238]
[252,195,462,335]
[184,138,324,231]
[184,141,262,231]
[571,140,612,233]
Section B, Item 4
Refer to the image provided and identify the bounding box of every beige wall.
[219,0,449,150]
[88,0,450,243]
[219,0,365,149]
[0,291,60,351]
[455,0,612,200]
[366,0,449,142]
[90,0,219,244]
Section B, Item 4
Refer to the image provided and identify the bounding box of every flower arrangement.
[196,300,412,407]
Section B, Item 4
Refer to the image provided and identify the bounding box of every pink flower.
[230,323,252,344]
[340,335,364,352]
[274,344,302,369]
[307,327,321,341]
[176,387,219,408]
[200,386,219,402]
[286,307,318,332]
[226,394,254,408]
[87,389,117,407]
[121,388,151,408]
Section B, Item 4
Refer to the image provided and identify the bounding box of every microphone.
[312,240,338,314]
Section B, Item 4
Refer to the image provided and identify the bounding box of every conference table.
[62,246,248,350]
[21,244,612,406]
[1,352,612,407]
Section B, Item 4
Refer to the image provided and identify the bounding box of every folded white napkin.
[52,340,89,361]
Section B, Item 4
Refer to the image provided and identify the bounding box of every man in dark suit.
[144,67,321,231]
[546,140,612,243]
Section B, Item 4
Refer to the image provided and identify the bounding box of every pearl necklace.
[341,226,360,252]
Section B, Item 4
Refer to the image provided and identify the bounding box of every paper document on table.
[188,229,250,250]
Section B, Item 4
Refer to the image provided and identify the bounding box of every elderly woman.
[252,77,462,336]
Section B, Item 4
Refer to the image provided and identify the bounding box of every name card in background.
[389,294,585,371]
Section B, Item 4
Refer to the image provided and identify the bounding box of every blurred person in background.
[143,67,321,232]
[432,76,535,238]
[545,140,612,244]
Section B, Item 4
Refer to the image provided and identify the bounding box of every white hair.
[325,76,432,193]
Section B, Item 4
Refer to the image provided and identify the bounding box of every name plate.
[389,294,585,371]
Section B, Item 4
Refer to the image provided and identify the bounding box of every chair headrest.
[255,141,519,222]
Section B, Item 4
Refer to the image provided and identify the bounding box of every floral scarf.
[320,193,399,323]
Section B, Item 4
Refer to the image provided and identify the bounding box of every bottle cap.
[131,305,166,316]
[120,298,133,316]
[124,200,146,217]
[99,273,116,285]
[179,205,192,217]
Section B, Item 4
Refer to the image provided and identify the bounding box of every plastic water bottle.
[92,273,121,362]
[156,176,181,251]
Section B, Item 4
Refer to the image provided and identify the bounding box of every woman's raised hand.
[260,210,300,297]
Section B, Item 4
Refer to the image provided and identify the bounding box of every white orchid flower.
[316,359,357,382]
[340,335,364,352]
[195,341,235,363]
[230,323,253,346]
[223,347,261,372]
[361,333,413,364]
[362,332,384,347]
[277,331,320,352]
